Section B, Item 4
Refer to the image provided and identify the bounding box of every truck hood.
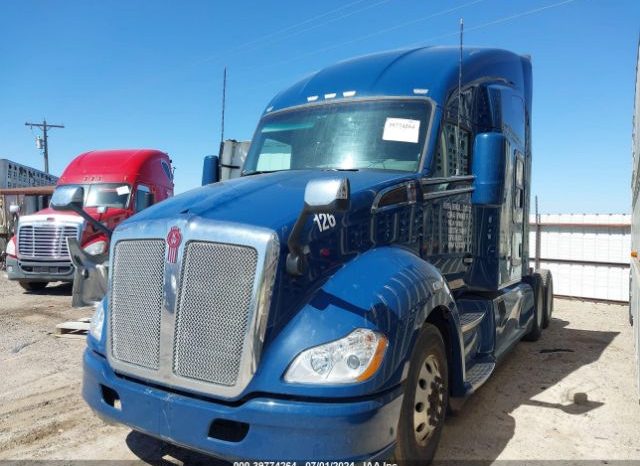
[129,169,414,232]
[117,169,418,359]
[18,206,129,224]
[17,209,85,226]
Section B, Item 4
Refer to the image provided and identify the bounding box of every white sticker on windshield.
[116,185,130,196]
[382,118,421,143]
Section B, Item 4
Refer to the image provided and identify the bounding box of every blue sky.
[1,0,638,213]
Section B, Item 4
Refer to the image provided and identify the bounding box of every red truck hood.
[19,206,129,223]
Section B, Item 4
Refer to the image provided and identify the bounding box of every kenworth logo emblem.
[166,226,182,263]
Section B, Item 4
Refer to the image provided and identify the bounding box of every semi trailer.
[6,149,174,292]
[0,158,58,189]
[71,46,553,462]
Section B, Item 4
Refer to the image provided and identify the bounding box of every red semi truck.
[5,149,174,291]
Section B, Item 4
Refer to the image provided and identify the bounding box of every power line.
[225,0,370,53]
[405,0,580,47]
[238,0,579,95]
[24,119,64,174]
[199,0,389,65]
[246,0,393,53]
[465,0,578,34]
[237,0,486,82]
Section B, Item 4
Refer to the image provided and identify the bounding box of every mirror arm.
[286,207,310,276]
[68,204,113,239]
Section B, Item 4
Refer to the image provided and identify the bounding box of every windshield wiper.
[242,168,359,177]
[241,170,283,177]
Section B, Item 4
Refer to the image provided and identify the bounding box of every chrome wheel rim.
[413,353,445,446]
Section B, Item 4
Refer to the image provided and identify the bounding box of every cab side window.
[135,185,154,212]
[432,91,472,177]
[514,154,525,215]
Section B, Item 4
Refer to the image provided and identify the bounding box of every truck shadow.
[435,315,619,462]
[22,282,72,296]
[125,313,619,465]
[126,431,229,466]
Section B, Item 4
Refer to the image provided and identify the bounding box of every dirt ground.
[1,274,639,463]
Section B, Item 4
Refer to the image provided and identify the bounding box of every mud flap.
[67,237,109,307]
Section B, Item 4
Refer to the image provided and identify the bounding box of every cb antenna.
[456,18,464,175]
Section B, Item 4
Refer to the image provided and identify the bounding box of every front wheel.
[19,281,48,292]
[394,323,448,463]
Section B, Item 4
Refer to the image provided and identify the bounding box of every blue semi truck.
[54,46,553,461]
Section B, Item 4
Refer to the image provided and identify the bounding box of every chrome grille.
[173,241,258,386]
[17,223,79,259]
[110,240,165,370]
[105,219,279,399]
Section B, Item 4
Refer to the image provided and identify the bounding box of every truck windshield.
[55,183,131,209]
[243,99,431,174]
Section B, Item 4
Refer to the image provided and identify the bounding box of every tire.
[19,281,48,292]
[538,269,554,329]
[523,272,543,342]
[629,271,634,327]
[394,323,448,463]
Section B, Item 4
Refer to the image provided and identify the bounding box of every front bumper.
[83,348,402,461]
[6,255,74,282]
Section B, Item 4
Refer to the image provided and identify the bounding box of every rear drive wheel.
[394,323,448,463]
[19,281,48,292]
[523,273,543,341]
[538,269,554,328]
[629,271,634,326]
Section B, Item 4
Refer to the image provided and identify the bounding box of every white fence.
[529,214,631,302]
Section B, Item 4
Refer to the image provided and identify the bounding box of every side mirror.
[9,204,20,214]
[471,133,507,206]
[287,177,350,275]
[51,185,85,211]
[202,155,220,185]
[304,178,351,212]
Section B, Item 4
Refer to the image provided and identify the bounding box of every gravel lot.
[1,274,639,463]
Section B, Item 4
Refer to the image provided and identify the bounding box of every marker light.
[284,328,388,384]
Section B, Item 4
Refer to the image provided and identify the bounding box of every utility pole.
[220,66,227,152]
[25,119,64,174]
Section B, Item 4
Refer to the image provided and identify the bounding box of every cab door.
[421,110,474,285]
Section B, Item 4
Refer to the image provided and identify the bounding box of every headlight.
[90,299,106,341]
[284,328,388,384]
[6,238,16,257]
[83,240,107,255]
